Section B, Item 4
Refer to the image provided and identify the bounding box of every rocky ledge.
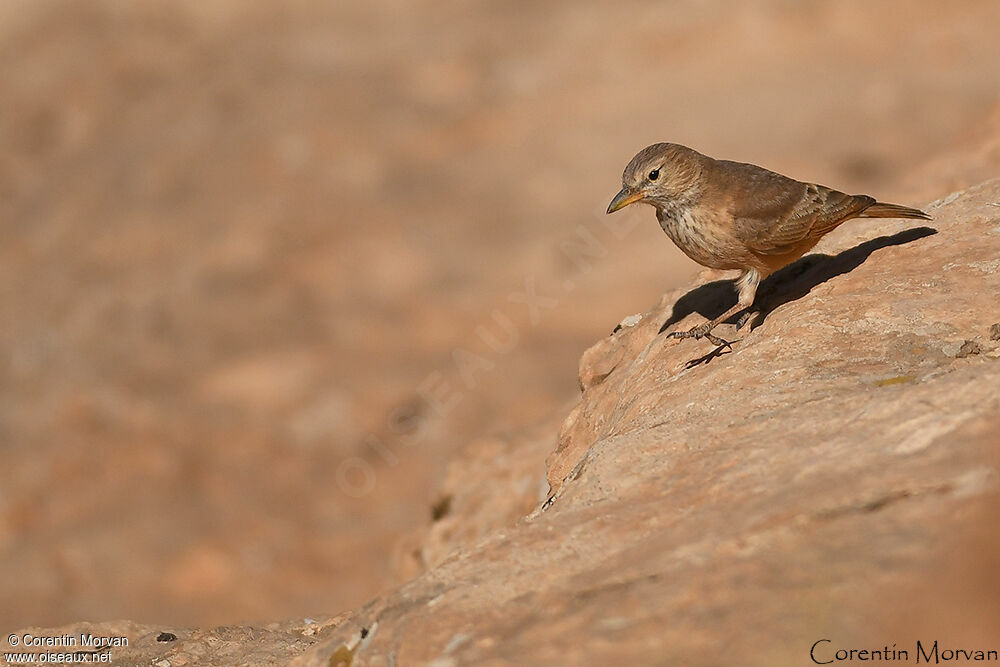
[13,179,1000,665]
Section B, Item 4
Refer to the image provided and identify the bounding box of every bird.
[606,143,931,348]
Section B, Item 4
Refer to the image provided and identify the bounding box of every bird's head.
[607,143,703,214]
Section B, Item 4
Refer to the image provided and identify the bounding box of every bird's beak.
[606,188,644,214]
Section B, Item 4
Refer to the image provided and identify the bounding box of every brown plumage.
[607,143,930,347]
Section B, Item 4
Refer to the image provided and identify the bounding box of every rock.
[2,620,343,667]
[392,418,558,579]
[289,179,1000,664]
[550,178,1000,493]
[956,340,985,358]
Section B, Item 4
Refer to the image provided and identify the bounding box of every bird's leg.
[669,269,761,347]
[734,268,768,330]
[667,302,744,347]
[735,309,755,331]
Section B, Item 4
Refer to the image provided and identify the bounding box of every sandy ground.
[1,0,999,628]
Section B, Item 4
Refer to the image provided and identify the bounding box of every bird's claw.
[703,332,734,349]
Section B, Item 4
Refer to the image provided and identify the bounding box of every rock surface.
[293,180,1000,665]
[17,179,999,665]
[5,618,342,667]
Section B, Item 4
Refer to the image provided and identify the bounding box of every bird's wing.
[718,161,872,255]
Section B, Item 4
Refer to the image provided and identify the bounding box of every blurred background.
[1,0,999,629]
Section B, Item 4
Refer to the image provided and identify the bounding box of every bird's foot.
[668,323,733,349]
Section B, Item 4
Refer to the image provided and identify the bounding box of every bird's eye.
[648,169,660,181]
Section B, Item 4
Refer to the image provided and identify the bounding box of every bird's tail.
[860,201,932,220]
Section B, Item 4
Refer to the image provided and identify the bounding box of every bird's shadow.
[658,226,938,339]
